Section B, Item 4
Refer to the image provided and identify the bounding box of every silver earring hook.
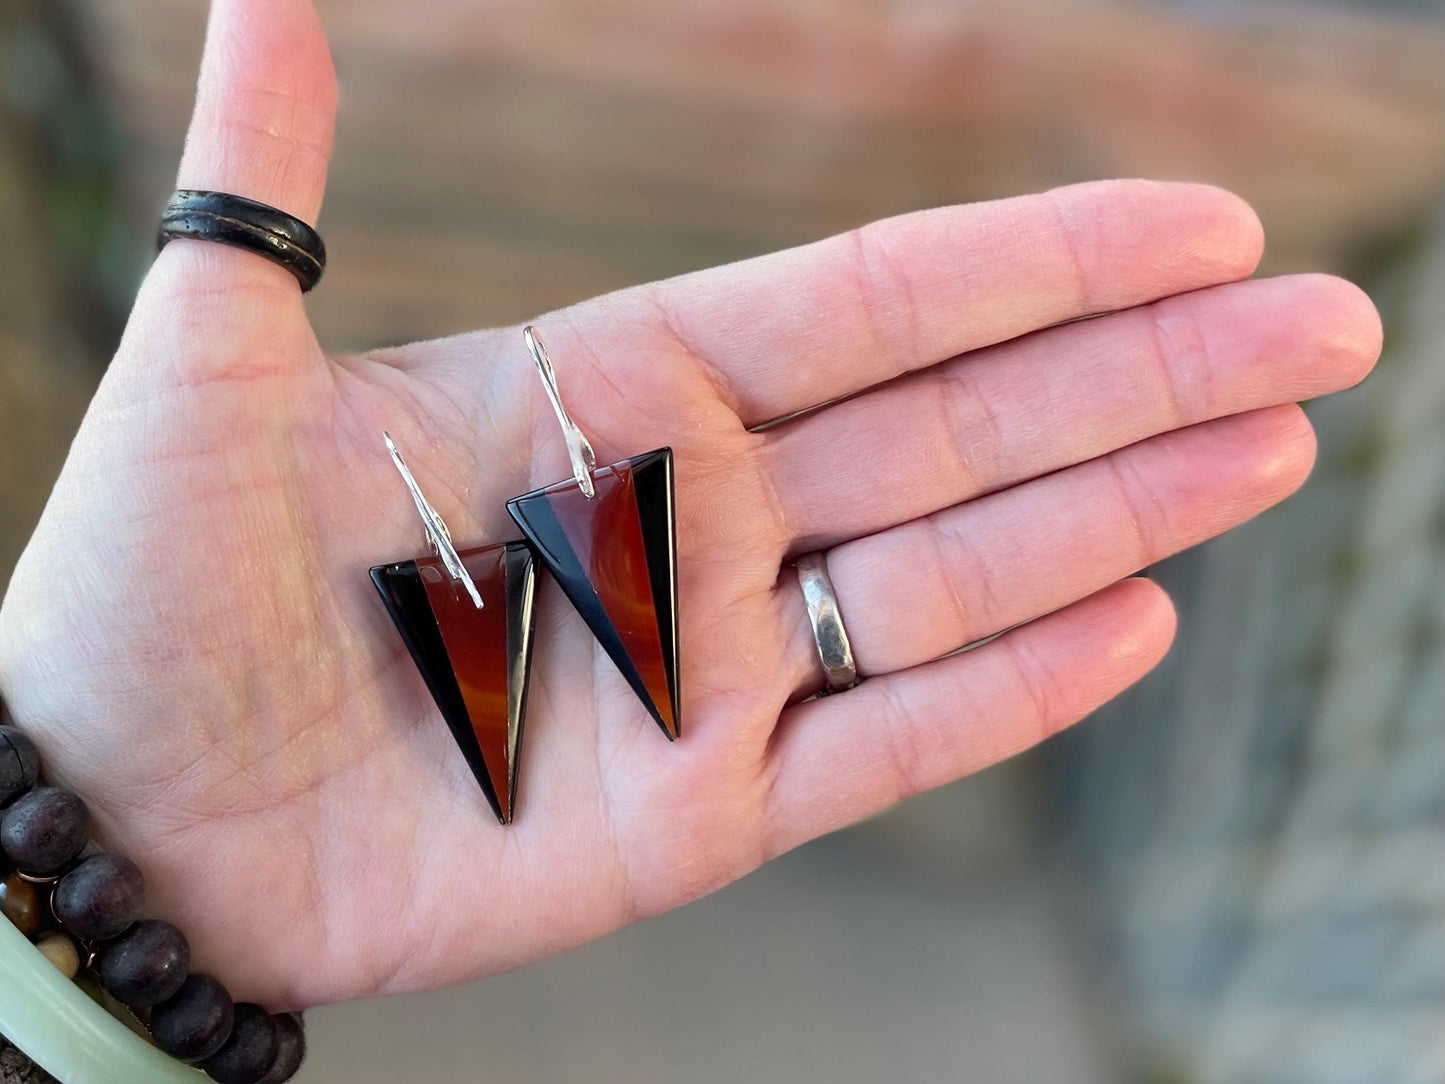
[523,325,597,499]
[383,431,483,609]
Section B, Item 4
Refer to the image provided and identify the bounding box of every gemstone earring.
[370,433,539,823]
[506,327,681,740]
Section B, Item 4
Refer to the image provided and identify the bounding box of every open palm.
[0,0,1380,1011]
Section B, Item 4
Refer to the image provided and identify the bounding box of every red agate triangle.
[507,448,680,739]
[370,542,538,822]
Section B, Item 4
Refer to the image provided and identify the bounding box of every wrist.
[0,706,308,1082]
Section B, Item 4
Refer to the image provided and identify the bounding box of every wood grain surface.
[73,0,1444,349]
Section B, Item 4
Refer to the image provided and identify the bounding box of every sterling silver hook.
[383,431,483,609]
[523,325,597,499]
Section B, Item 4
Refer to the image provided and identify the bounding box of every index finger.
[636,179,1263,425]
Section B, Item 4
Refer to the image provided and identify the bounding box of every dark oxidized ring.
[157,190,326,292]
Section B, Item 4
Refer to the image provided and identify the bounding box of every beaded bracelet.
[0,723,305,1083]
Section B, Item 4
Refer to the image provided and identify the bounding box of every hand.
[0,0,1380,1010]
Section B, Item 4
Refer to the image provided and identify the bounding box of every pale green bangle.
[0,914,200,1084]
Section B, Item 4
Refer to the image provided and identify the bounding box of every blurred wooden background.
[72,0,1445,346]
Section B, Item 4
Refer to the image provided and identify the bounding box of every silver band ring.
[795,552,861,694]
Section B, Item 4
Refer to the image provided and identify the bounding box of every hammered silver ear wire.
[382,431,483,609]
[523,325,597,499]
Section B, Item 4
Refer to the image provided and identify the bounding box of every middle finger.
[759,272,1377,552]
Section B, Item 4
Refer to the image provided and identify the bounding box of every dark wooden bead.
[201,1003,278,1084]
[151,974,235,1062]
[0,872,40,935]
[53,853,145,941]
[96,918,189,1006]
[0,787,89,875]
[257,1013,306,1083]
[0,727,40,807]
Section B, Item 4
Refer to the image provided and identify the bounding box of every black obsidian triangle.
[507,448,680,739]
[370,541,538,823]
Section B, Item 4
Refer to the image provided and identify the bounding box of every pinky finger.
[762,577,1177,858]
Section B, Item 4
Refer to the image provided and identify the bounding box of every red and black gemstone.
[506,448,680,739]
[370,541,538,823]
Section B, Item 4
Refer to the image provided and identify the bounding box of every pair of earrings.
[369,327,680,824]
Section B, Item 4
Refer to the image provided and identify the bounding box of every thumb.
[147,0,337,305]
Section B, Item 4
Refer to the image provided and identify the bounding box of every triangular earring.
[506,327,681,740]
[370,434,539,823]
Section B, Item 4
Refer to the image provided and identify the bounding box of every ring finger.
[777,403,1315,692]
